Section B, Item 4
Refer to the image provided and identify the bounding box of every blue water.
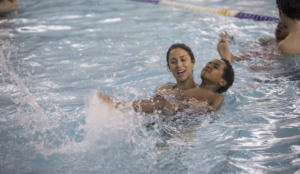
[1,0,300,173]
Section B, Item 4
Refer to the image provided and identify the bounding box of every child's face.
[275,22,289,41]
[201,59,227,86]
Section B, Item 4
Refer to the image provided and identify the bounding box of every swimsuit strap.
[173,81,199,90]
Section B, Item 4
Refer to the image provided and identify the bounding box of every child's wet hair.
[216,58,234,94]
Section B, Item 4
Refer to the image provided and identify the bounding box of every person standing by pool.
[218,20,289,62]
[0,0,18,16]
[217,20,290,70]
[276,0,300,54]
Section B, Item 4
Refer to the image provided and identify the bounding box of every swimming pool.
[0,0,299,173]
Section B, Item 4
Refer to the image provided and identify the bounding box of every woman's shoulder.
[155,82,176,92]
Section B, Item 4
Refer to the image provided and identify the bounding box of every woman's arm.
[132,96,170,113]
[98,91,175,114]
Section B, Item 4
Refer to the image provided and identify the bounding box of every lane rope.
[132,0,280,23]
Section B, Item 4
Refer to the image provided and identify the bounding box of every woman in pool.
[130,58,233,115]
[155,43,199,97]
[98,39,234,115]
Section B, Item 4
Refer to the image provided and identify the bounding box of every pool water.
[1,0,300,173]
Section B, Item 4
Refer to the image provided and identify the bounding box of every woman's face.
[168,48,195,83]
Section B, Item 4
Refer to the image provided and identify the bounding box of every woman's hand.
[187,98,210,113]
[98,91,118,109]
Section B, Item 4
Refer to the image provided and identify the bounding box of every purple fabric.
[131,0,160,4]
[235,12,280,23]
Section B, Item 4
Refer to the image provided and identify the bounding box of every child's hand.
[217,37,233,63]
[219,31,234,43]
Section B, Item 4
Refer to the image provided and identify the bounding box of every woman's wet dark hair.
[276,0,300,20]
[166,43,195,69]
[216,58,234,94]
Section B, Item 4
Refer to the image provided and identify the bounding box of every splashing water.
[1,0,300,173]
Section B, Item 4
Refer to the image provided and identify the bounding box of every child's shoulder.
[211,93,224,109]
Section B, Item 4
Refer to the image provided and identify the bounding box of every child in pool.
[98,40,234,115]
